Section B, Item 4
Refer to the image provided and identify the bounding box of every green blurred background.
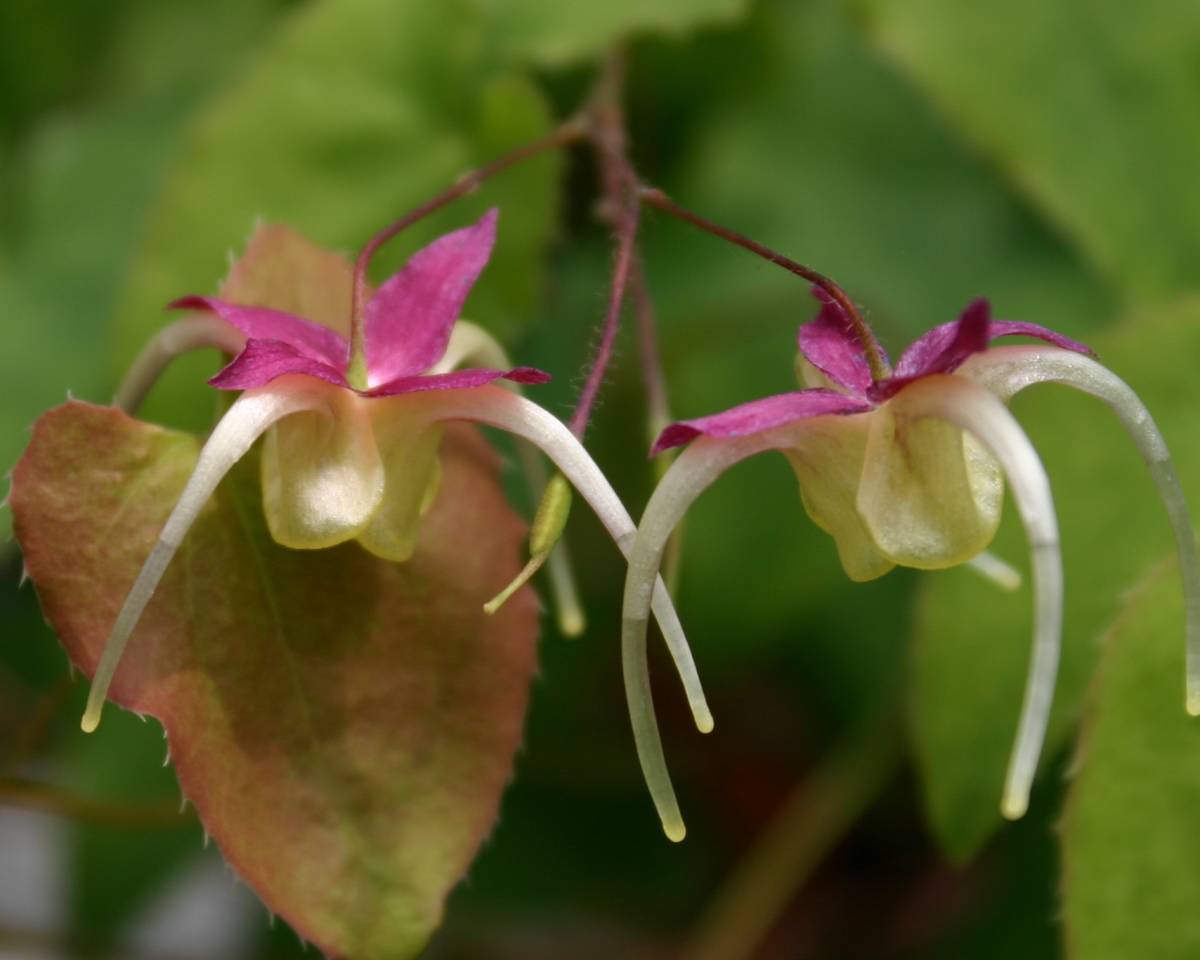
[4,0,1200,956]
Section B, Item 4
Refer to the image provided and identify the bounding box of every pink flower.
[83,212,710,738]
[622,288,1200,841]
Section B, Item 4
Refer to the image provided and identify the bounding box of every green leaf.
[11,403,539,958]
[1062,555,1200,958]
[115,0,558,434]
[490,0,748,66]
[911,298,1200,859]
[860,0,1200,304]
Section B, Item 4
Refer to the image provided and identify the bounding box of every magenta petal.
[209,339,350,391]
[365,366,550,398]
[796,286,880,395]
[894,298,991,379]
[170,296,349,368]
[988,321,1094,357]
[364,210,498,385]
[651,390,873,455]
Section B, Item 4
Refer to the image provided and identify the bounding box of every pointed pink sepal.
[651,389,871,455]
[364,209,499,386]
[872,300,1094,401]
[209,339,349,391]
[796,286,886,394]
[169,296,348,367]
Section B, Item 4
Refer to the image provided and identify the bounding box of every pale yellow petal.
[856,382,1003,569]
[354,397,445,562]
[261,386,384,549]
[781,414,894,581]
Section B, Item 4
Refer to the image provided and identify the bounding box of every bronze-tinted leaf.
[12,401,538,958]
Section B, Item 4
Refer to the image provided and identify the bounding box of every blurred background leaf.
[860,0,1200,306]
[0,0,291,539]
[1061,551,1200,959]
[490,0,749,66]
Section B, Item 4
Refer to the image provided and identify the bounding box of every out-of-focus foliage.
[3,0,1199,956]
[1062,554,1200,958]
[0,0,291,540]
[491,0,749,66]
[862,0,1200,305]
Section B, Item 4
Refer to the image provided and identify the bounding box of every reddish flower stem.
[568,49,642,439]
[340,48,877,420]
[344,119,585,388]
[638,186,890,381]
[568,201,639,437]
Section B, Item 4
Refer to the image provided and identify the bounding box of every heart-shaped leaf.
[11,402,539,958]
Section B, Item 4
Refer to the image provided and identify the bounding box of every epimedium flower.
[83,209,711,738]
[621,287,1200,841]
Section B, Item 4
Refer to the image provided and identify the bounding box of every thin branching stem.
[343,119,586,387]
[568,49,642,438]
[638,187,887,381]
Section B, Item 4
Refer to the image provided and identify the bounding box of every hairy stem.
[569,49,641,439]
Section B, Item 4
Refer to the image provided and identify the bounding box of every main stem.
[568,53,883,434]
[568,50,642,439]
[343,120,584,388]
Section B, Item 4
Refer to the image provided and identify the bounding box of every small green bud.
[530,474,572,556]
